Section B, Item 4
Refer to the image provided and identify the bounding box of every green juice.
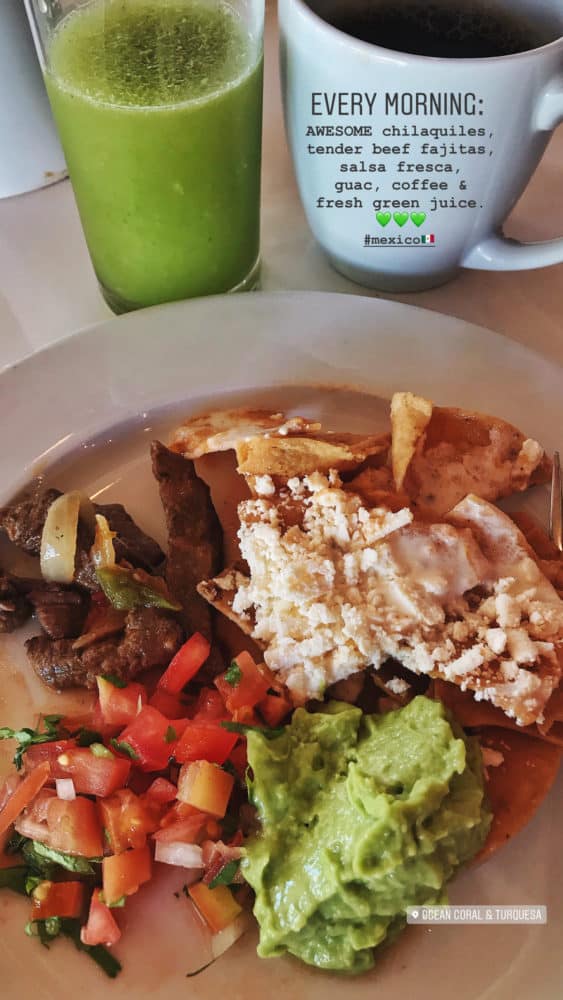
[46,0,263,311]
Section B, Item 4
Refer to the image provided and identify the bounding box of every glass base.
[99,256,261,315]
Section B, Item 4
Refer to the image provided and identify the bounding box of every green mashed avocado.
[242,696,491,974]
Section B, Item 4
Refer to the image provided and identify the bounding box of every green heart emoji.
[394,212,409,227]
[410,212,427,228]
[376,211,392,227]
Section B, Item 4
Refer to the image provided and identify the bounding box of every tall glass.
[26,0,264,313]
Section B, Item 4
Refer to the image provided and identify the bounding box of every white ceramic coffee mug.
[279,0,563,291]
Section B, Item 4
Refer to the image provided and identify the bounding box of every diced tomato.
[46,796,104,857]
[103,845,152,904]
[97,676,148,727]
[193,688,227,721]
[81,889,121,947]
[228,742,248,780]
[189,882,242,934]
[259,691,292,727]
[201,839,243,886]
[116,706,175,772]
[174,721,237,766]
[153,814,207,844]
[149,688,190,720]
[168,718,189,740]
[215,652,270,713]
[99,788,161,854]
[177,761,234,819]
[52,748,131,798]
[158,800,201,827]
[157,633,210,695]
[24,739,78,772]
[231,706,259,726]
[31,880,85,920]
[143,777,178,805]
[0,761,51,836]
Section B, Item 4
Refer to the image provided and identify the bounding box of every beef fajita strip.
[151,442,223,666]
[26,606,183,689]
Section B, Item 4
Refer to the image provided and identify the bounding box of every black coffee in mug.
[326,0,553,58]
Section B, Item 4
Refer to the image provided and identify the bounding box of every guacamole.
[243,696,491,974]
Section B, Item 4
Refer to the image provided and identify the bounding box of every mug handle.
[463,75,563,271]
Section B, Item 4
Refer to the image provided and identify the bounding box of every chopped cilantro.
[225,662,242,687]
[25,875,42,896]
[5,832,26,856]
[0,715,64,770]
[165,725,177,744]
[209,859,240,888]
[0,867,29,896]
[101,673,127,689]
[110,739,140,761]
[22,840,101,875]
[26,918,121,977]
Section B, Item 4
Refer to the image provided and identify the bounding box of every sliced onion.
[154,841,204,870]
[56,778,76,801]
[40,490,81,583]
[91,513,117,570]
[210,912,252,960]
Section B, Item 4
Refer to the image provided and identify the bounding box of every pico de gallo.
[0,638,292,977]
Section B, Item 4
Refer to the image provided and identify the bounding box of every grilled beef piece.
[0,484,61,555]
[151,442,223,641]
[0,481,165,588]
[26,607,184,690]
[28,584,90,640]
[95,503,165,574]
[0,573,32,633]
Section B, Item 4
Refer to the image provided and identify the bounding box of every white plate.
[1,291,562,1000]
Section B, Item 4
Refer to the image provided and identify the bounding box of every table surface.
[1,4,562,372]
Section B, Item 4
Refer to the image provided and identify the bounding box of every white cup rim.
[287,0,563,64]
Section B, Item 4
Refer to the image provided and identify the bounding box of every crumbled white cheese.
[233,480,563,725]
[386,677,410,695]
[253,475,276,497]
[486,628,507,656]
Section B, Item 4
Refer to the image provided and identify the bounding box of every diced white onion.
[211,912,252,960]
[154,841,204,870]
[40,491,82,583]
[56,778,76,801]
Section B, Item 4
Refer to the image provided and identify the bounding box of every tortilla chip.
[236,433,389,478]
[170,408,321,459]
[390,392,433,490]
[432,679,563,746]
[197,565,260,642]
[344,466,410,513]
[403,404,550,516]
[475,727,561,861]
